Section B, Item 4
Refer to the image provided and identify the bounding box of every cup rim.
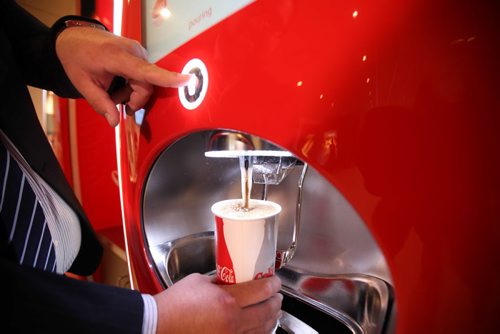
[211,199,282,220]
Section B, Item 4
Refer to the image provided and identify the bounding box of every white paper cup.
[211,199,281,284]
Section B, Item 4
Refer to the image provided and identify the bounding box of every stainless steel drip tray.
[277,268,393,334]
[149,232,393,334]
[150,231,216,287]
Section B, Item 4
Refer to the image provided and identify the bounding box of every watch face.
[142,0,254,63]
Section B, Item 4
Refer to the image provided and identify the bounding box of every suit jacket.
[0,1,144,332]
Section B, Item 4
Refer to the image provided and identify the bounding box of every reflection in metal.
[206,130,253,152]
[278,310,318,334]
[124,112,140,182]
[276,162,307,269]
[279,267,393,334]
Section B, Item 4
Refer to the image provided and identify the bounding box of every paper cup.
[211,199,281,284]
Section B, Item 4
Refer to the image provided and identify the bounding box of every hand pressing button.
[179,58,208,110]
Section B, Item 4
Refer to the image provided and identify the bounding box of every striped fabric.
[0,141,57,272]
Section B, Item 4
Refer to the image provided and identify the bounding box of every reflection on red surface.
[120,0,500,332]
[44,93,72,186]
[301,277,335,293]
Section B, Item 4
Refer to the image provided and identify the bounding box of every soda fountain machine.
[116,0,500,333]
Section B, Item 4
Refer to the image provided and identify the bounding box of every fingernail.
[179,73,193,84]
[104,113,117,127]
[125,105,134,116]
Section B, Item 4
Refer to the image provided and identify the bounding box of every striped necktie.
[0,141,57,272]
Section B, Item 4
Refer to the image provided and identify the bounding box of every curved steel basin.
[150,232,393,334]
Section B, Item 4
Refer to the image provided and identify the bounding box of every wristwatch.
[63,19,107,31]
[51,15,109,39]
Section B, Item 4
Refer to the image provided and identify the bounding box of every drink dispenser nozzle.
[204,130,309,268]
[204,131,301,186]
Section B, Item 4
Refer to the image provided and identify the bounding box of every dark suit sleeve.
[2,258,144,333]
[0,3,144,332]
[0,0,87,97]
[0,0,105,277]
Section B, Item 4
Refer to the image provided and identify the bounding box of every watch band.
[63,19,107,31]
[51,15,109,40]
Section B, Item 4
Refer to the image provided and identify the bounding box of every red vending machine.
[116,0,500,332]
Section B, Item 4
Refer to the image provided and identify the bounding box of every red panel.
[122,0,142,42]
[74,99,122,231]
[72,1,121,232]
[120,0,500,332]
[94,0,114,31]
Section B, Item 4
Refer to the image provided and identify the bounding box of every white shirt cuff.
[141,294,158,334]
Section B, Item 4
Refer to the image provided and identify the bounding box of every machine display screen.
[142,0,254,62]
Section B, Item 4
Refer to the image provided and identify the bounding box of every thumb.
[221,276,282,308]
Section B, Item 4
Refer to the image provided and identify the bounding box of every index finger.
[220,276,282,308]
[112,55,192,88]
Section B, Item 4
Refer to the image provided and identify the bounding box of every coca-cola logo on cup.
[254,266,274,280]
[217,264,235,284]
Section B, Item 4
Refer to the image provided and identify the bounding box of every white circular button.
[178,58,208,110]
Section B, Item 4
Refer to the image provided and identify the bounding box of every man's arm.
[3,256,282,334]
[2,258,144,333]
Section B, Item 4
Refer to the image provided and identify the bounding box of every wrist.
[49,16,109,98]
